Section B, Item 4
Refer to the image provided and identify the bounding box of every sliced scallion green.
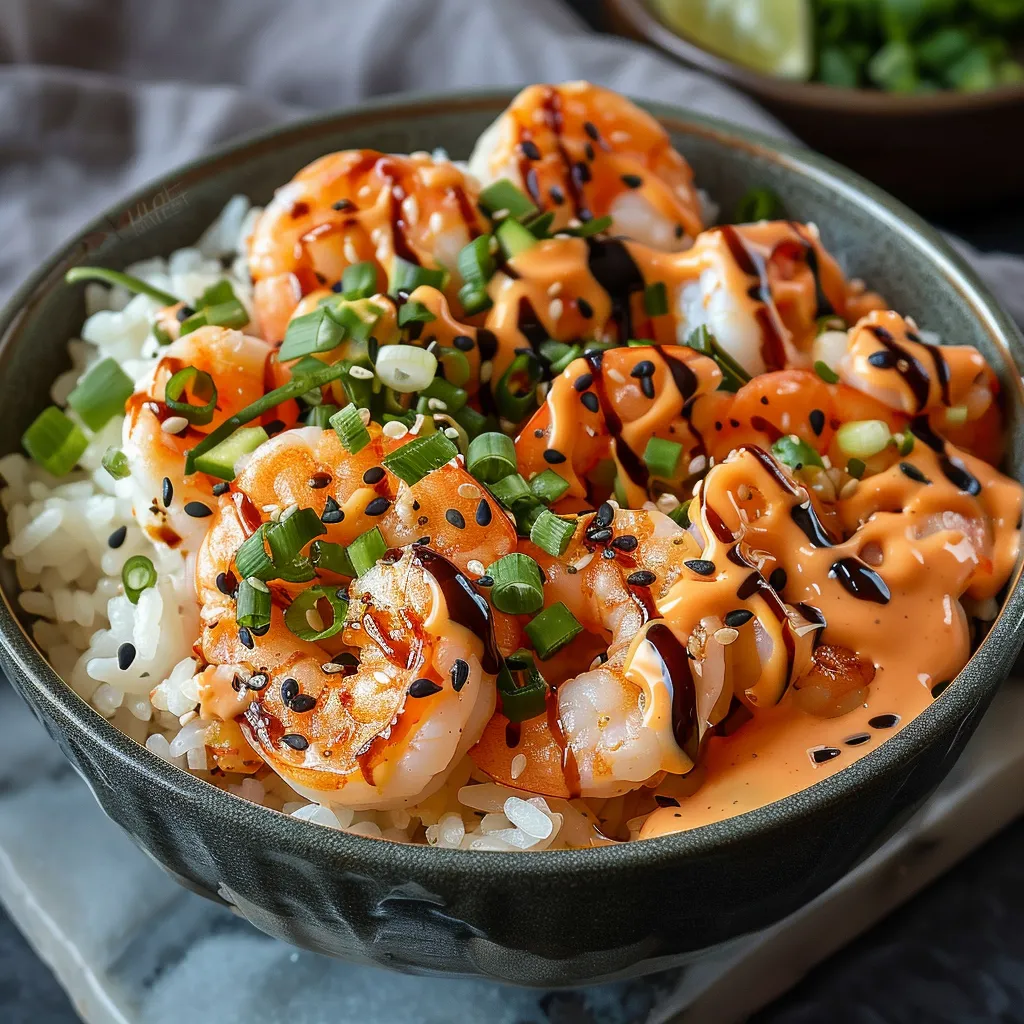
[325,297,381,343]
[436,347,471,387]
[341,261,378,300]
[847,458,866,479]
[496,218,538,259]
[279,306,348,362]
[563,214,612,238]
[734,187,783,223]
[347,526,387,577]
[487,553,544,615]
[304,403,340,428]
[66,357,135,432]
[524,602,583,660]
[814,360,840,384]
[397,300,436,328]
[65,266,179,307]
[329,403,371,454]
[235,525,274,581]
[101,446,130,480]
[22,407,88,476]
[178,310,208,337]
[284,586,348,642]
[236,577,271,630]
[490,472,531,509]
[529,469,569,504]
[192,425,268,481]
[529,509,576,557]
[268,508,326,565]
[836,419,891,459]
[467,432,517,483]
[164,365,218,426]
[204,297,249,329]
[478,178,538,221]
[496,653,548,723]
[495,352,542,423]
[421,376,468,413]
[643,437,683,479]
[310,539,354,576]
[644,281,669,317]
[121,554,157,604]
[668,499,691,527]
[896,432,914,456]
[524,210,556,238]
[771,435,824,471]
[457,281,493,316]
[458,235,496,287]
[382,432,458,486]
[389,257,446,297]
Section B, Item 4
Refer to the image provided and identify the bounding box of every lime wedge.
[650,0,813,81]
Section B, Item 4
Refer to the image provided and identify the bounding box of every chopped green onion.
[643,437,684,479]
[382,432,458,485]
[467,432,517,483]
[734,187,783,223]
[326,297,381,343]
[457,281,493,316]
[847,458,866,479]
[152,322,173,346]
[65,266,179,307]
[524,210,556,238]
[284,586,348,642]
[836,420,891,459]
[389,257,446,297]
[495,352,542,423]
[945,405,969,426]
[668,499,691,527]
[397,300,436,328]
[490,472,532,509]
[896,432,914,456]
[524,602,583,660]
[529,469,569,504]
[279,306,348,361]
[771,435,823,471]
[478,178,538,221]
[813,360,840,384]
[196,280,236,307]
[563,214,612,238]
[236,577,271,630]
[644,281,669,317]
[458,235,496,287]
[22,407,88,476]
[164,365,218,426]
[342,261,378,300]
[121,554,157,604]
[235,525,274,581]
[496,218,538,259]
[268,508,326,565]
[685,325,750,392]
[627,338,656,347]
[329,403,371,455]
[436,346,471,387]
[374,344,437,393]
[101,446,130,480]
[513,497,547,537]
[186,362,350,475]
[347,526,387,577]
[178,310,208,337]
[496,653,548,723]
[204,297,249,329]
[487,553,544,615]
[192,425,268,481]
[529,509,577,557]
[305,403,340,428]
[453,404,491,439]
[66,357,135,432]
[310,540,354,576]
[421,376,468,413]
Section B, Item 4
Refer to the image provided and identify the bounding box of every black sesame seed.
[239,627,254,650]
[281,734,309,751]
[215,572,233,596]
[176,305,196,322]
[309,472,332,489]
[577,298,594,319]
[250,623,270,637]
[899,462,931,484]
[685,559,716,576]
[521,139,542,161]
[161,477,173,507]
[581,392,599,413]
[674,224,685,239]
[453,334,475,352]
[450,659,470,692]
[573,161,592,185]
[621,174,643,189]
[475,498,492,526]
[724,609,754,628]
[809,409,825,436]
[654,794,680,807]
[845,733,871,746]
[641,376,655,400]
[573,373,594,392]
[769,567,788,592]
[811,746,841,764]
[445,508,466,529]
[212,482,230,497]
[868,350,896,369]
[543,449,566,464]
[583,120,600,140]
[117,642,136,670]
[184,501,212,518]
[264,419,286,437]
[363,467,385,485]
[868,713,900,729]
[290,694,317,713]
[627,570,657,586]
[246,672,269,691]
[611,534,638,552]
[584,141,595,162]
[281,678,299,704]
[593,502,614,528]
[476,575,494,587]
[550,185,566,205]
[534,429,545,439]
[601,548,616,560]
[630,360,655,379]
[587,527,613,543]
[107,525,127,549]
[332,198,356,211]
[365,497,390,516]
[409,678,443,698]
[414,536,431,546]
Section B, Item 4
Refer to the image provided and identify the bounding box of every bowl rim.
[606,0,1024,114]
[1,87,1023,882]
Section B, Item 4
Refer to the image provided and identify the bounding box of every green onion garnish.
[496,218,538,259]
[235,525,274,581]
[101,446,130,480]
[814,360,840,384]
[164,366,218,426]
[529,469,569,505]
[347,526,387,577]
[279,306,348,362]
[458,235,496,287]
[486,553,544,615]
[436,347,472,388]
[329,403,371,455]
[66,357,135,432]
[489,472,532,509]
[685,325,750,392]
[304,403,340,428]
[453,404,491,440]
[563,214,612,238]
[529,509,577,557]
[847,458,866,479]
[896,432,914,456]
[178,310,208,337]
[382,432,458,486]
[341,261,378,300]
[524,602,583,660]
[467,432,517,484]
[22,407,88,476]
[122,554,157,604]
[524,210,556,238]
[457,281,493,316]
[65,266,179,307]
[192,425,268,482]
[397,300,436,328]
[945,405,969,426]
[236,577,271,630]
[478,178,538,221]
[643,437,684,479]
[389,257,446,297]
[496,652,548,723]
[284,586,348,642]
[421,376,468,414]
[495,352,542,423]
[310,540,354,576]
[268,508,326,566]
[771,435,824,471]
[836,419,891,459]
[326,298,381,344]
[185,362,349,475]
[735,187,783,223]
[203,297,249,330]
[668,499,691,527]
[644,281,669,317]
[513,498,546,538]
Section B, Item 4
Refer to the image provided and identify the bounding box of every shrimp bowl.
[0,86,1022,986]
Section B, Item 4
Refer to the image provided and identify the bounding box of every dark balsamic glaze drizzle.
[645,622,700,762]
[585,349,649,489]
[516,298,550,350]
[788,223,835,320]
[910,415,982,496]
[585,237,645,341]
[868,324,932,411]
[829,556,891,605]
[540,87,589,218]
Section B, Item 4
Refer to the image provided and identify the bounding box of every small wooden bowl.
[606,0,1024,213]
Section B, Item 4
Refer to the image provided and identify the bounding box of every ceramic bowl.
[605,0,1024,213]
[0,91,1022,988]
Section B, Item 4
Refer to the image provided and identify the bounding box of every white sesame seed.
[161,416,189,435]
[488,236,500,254]
[443,427,459,440]
[713,626,739,646]
[261,503,279,515]
[305,608,325,633]
[382,420,408,439]
[373,671,390,685]
[343,236,359,264]
[280,503,299,521]
[549,298,564,320]
[321,662,346,674]
[655,493,680,513]
[510,753,527,780]
[349,365,374,380]
[480,360,493,383]
[839,478,859,500]
[357,407,372,425]
[428,397,448,411]
[573,552,594,572]
[410,414,425,435]
[458,483,481,500]
[247,577,270,593]
[547,282,563,297]
[688,455,707,475]
[467,558,485,575]
[492,208,510,220]
[607,368,626,384]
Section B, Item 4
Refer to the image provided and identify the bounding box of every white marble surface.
[1,676,1023,1024]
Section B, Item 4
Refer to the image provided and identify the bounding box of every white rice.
[0,197,627,851]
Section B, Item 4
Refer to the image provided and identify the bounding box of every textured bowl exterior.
[0,92,1022,988]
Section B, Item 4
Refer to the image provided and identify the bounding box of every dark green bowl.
[0,92,1022,988]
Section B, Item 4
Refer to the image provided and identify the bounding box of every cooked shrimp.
[469,81,704,250]
[247,150,485,341]
[122,325,275,553]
